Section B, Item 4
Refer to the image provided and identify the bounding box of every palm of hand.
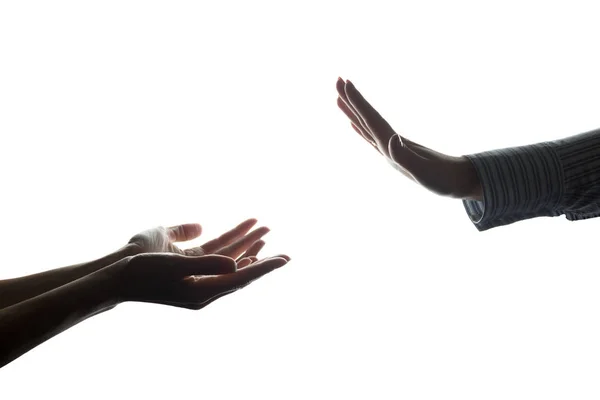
[127,219,269,267]
[117,219,289,309]
[129,226,186,254]
[119,251,289,309]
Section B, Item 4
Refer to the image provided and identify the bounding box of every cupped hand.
[336,77,482,200]
[112,252,290,309]
[127,218,270,265]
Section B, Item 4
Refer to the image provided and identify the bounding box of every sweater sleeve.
[462,128,600,231]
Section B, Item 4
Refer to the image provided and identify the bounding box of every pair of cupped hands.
[119,78,482,311]
[118,218,289,310]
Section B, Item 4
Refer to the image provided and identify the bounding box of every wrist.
[102,256,134,305]
[120,243,144,257]
[458,156,483,201]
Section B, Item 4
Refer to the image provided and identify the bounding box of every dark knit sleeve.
[462,128,600,231]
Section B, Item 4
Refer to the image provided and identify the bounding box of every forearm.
[0,261,122,368]
[0,244,137,309]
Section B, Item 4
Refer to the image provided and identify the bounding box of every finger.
[183,247,206,257]
[240,256,259,268]
[345,80,396,155]
[202,256,289,291]
[230,256,258,272]
[337,96,365,130]
[167,223,202,243]
[276,254,291,262]
[336,76,346,97]
[341,82,434,158]
[338,97,378,147]
[240,240,265,259]
[337,84,381,153]
[352,123,382,155]
[344,80,385,130]
[342,79,439,161]
[337,78,372,136]
[216,227,270,259]
[200,218,258,253]
[237,257,253,269]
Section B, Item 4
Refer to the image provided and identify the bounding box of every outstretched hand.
[112,252,290,310]
[336,77,482,200]
[127,218,269,267]
[120,218,286,309]
[0,219,289,368]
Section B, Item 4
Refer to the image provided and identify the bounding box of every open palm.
[128,218,268,268]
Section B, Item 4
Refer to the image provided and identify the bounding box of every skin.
[0,218,269,310]
[336,77,483,201]
[0,218,289,368]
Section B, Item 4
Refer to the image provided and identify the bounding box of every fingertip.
[243,218,258,226]
[336,78,346,94]
[272,254,291,263]
[344,80,359,102]
[187,223,203,238]
[256,226,271,235]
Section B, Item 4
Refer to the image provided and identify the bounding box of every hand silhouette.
[127,218,269,266]
[112,252,290,309]
[336,77,482,200]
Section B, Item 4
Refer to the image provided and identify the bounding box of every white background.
[1,1,600,399]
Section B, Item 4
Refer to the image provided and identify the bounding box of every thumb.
[173,254,237,276]
[167,223,203,243]
[388,134,420,172]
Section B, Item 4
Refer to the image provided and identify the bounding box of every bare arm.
[0,245,137,310]
[0,218,270,310]
[336,77,600,230]
[0,253,289,369]
[0,219,289,369]
[0,261,120,368]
